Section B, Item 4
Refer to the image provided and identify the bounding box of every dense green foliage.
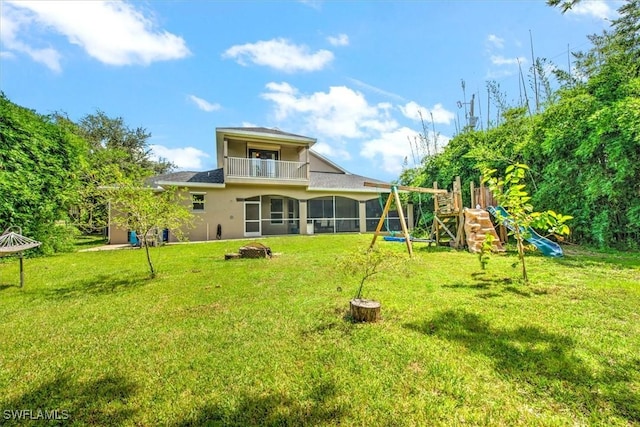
[483,164,573,283]
[66,111,174,234]
[76,111,173,178]
[0,93,85,253]
[401,0,640,249]
[1,96,175,253]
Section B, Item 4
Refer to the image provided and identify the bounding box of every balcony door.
[244,196,261,237]
[249,149,278,178]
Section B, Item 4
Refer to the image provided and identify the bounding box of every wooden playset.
[365,177,507,256]
[363,182,446,256]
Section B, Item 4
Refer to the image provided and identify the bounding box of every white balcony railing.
[226,157,307,180]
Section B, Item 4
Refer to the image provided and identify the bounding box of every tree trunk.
[514,227,528,284]
[350,299,381,323]
[143,235,155,278]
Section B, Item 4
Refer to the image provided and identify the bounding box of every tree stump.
[350,299,381,322]
[239,242,272,258]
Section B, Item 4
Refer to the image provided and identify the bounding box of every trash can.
[128,231,139,245]
[306,221,314,235]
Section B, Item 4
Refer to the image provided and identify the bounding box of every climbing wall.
[463,208,504,253]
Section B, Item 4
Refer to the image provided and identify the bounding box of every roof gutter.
[154,181,226,189]
[306,187,400,194]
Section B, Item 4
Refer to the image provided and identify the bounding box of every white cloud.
[485,68,518,79]
[188,95,220,112]
[223,38,333,73]
[487,34,505,49]
[327,33,349,47]
[260,81,457,178]
[299,0,323,10]
[3,1,190,68]
[347,78,406,101]
[361,128,452,174]
[27,46,63,72]
[150,145,210,170]
[566,0,614,20]
[0,5,62,71]
[312,142,351,161]
[360,127,421,174]
[261,82,397,139]
[399,101,454,125]
[491,55,526,66]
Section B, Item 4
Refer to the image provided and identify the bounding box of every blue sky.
[0,0,617,182]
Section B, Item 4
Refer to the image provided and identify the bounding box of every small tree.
[105,178,193,278]
[338,247,403,300]
[338,246,405,322]
[478,233,495,271]
[482,163,571,284]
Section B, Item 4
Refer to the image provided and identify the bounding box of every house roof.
[308,172,387,193]
[147,167,387,193]
[216,127,316,145]
[148,168,225,187]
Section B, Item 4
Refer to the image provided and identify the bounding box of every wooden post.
[368,187,413,257]
[470,181,476,208]
[369,191,394,250]
[454,176,465,249]
[453,177,462,213]
[432,182,440,246]
[363,182,445,256]
[393,186,413,257]
[19,253,24,288]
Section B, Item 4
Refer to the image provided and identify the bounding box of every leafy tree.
[478,233,495,271]
[337,247,404,300]
[77,111,173,177]
[529,0,640,247]
[66,111,175,235]
[0,93,85,253]
[104,176,194,278]
[399,0,639,250]
[483,164,572,284]
[546,0,581,13]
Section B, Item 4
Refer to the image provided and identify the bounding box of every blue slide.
[487,206,564,258]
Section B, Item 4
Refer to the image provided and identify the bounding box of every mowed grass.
[0,234,638,426]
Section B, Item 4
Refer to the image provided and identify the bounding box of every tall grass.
[1,235,638,426]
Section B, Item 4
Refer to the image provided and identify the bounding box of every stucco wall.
[309,152,342,173]
[192,186,380,241]
[110,185,387,244]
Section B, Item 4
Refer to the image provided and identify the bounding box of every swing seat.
[383,235,434,243]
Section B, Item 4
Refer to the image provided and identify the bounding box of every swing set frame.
[364,182,447,256]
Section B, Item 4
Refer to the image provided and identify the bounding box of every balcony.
[226,157,308,183]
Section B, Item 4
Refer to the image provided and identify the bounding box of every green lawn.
[1,235,638,426]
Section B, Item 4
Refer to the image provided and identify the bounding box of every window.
[308,196,358,233]
[192,194,205,211]
[365,198,407,232]
[308,197,333,219]
[270,198,283,224]
[248,148,279,160]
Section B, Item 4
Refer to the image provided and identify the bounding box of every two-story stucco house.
[108,127,411,244]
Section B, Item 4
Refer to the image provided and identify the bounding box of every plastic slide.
[487,206,564,258]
